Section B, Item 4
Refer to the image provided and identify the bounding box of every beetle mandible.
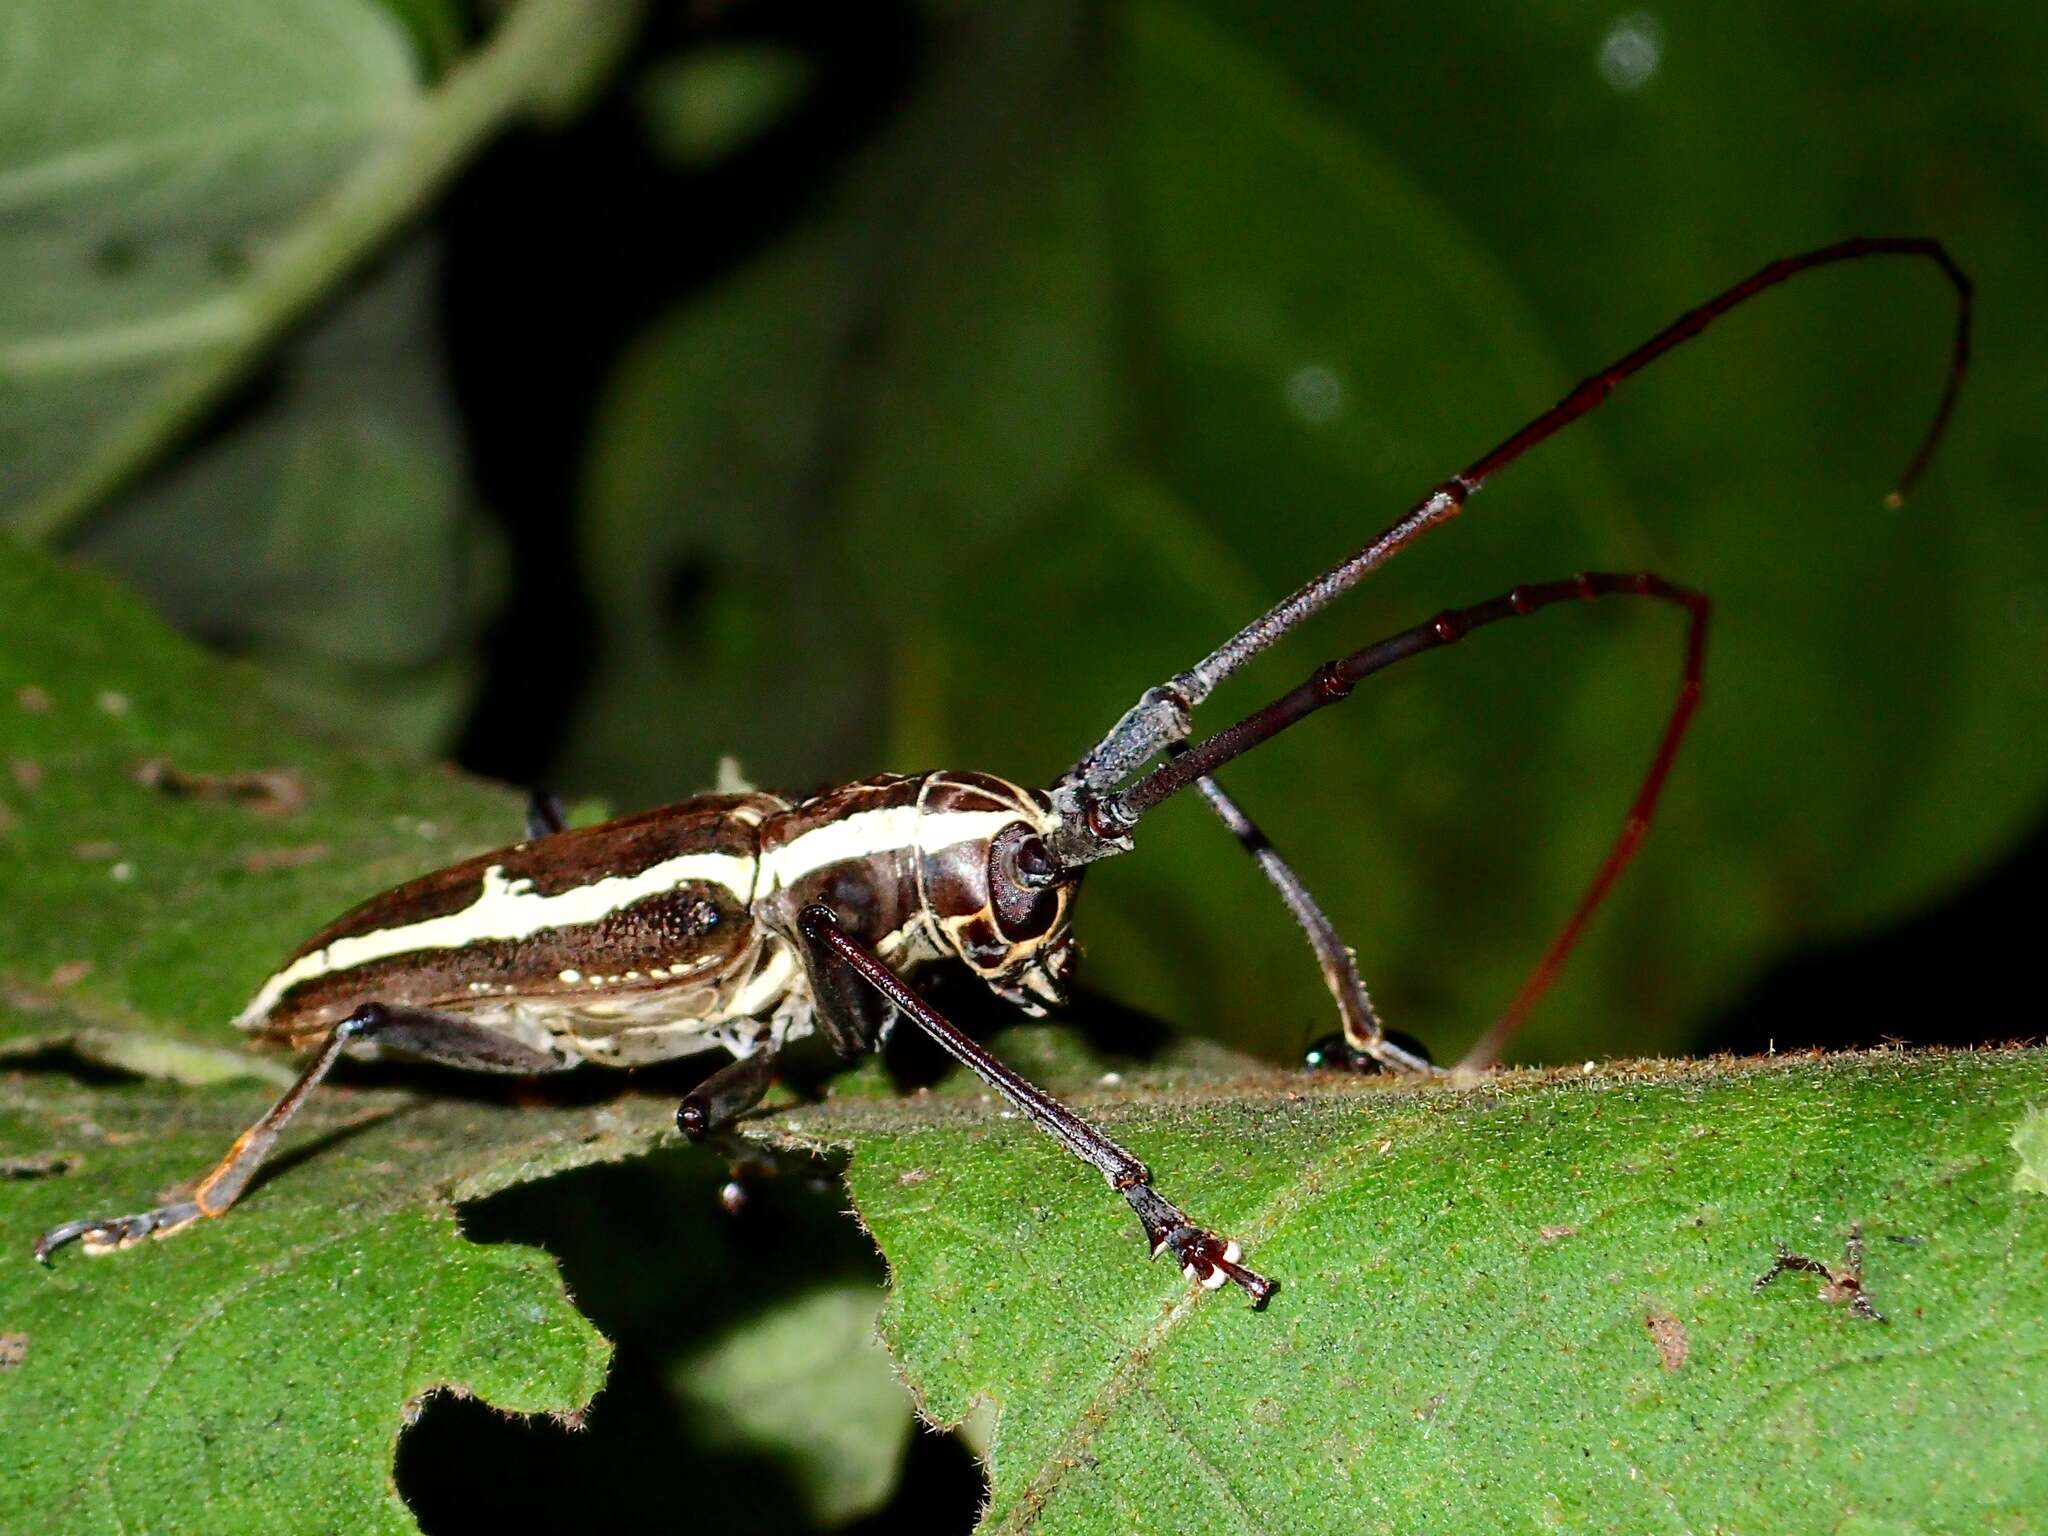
[36,238,1971,1305]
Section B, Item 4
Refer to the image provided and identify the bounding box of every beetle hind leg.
[34,1002,566,1264]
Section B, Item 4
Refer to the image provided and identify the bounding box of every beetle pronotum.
[36,238,1970,1306]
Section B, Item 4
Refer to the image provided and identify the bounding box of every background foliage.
[3,0,2043,1530]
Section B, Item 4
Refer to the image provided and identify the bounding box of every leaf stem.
[17,0,640,549]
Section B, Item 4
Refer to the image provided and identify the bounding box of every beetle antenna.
[1087,571,1705,830]
[1059,573,1709,1067]
[1055,236,1971,826]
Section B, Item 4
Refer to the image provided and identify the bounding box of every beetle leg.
[794,921,894,1059]
[1175,751,1436,1076]
[676,1048,780,1139]
[34,1002,566,1263]
[525,789,568,839]
[796,904,1274,1305]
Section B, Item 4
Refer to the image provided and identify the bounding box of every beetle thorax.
[758,771,1078,1013]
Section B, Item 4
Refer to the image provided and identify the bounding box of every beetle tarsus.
[1124,1182,1272,1306]
[34,1199,204,1265]
[1303,1029,1437,1076]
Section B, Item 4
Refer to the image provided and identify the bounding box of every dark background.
[25,1,2046,1529]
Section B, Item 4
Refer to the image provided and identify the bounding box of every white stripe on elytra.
[237,804,1025,1028]
[236,850,755,1027]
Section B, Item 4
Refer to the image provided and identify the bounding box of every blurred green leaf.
[75,242,502,756]
[0,0,637,755]
[574,0,2046,1069]
[370,0,471,72]
[0,0,421,519]
[851,1049,2048,1533]
[674,1280,913,1524]
[637,44,815,167]
[567,236,881,804]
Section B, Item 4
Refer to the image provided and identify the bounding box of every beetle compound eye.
[1014,834,1058,888]
[989,824,1059,941]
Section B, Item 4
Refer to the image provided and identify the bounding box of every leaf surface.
[1,1076,631,1534]
[847,1050,2048,1533]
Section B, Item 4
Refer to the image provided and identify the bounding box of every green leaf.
[7,532,2046,1527]
[566,237,882,804]
[0,538,519,1070]
[368,0,471,74]
[73,240,502,757]
[1,1077,625,1534]
[0,0,636,753]
[636,45,815,167]
[2013,1106,2048,1199]
[0,534,908,1526]
[0,0,421,522]
[673,1281,913,1524]
[847,1049,2048,1532]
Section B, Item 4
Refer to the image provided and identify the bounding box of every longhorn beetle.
[35,239,1970,1306]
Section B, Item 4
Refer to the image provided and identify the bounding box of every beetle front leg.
[34,1003,565,1263]
[796,905,1274,1305]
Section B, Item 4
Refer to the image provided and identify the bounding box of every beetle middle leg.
[796,904,1274,1304]
[34,1003,567,1263]
[677,929,896,1182]
[676,1049,781,1140]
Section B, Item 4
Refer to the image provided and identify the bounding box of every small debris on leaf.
[1645,1309,1689,1370]
[133,758,308,818]
[1753,1222,1886,1323]
[0,1333,28,1370]
[14,685,51,713]
[1,1152,75,1179]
